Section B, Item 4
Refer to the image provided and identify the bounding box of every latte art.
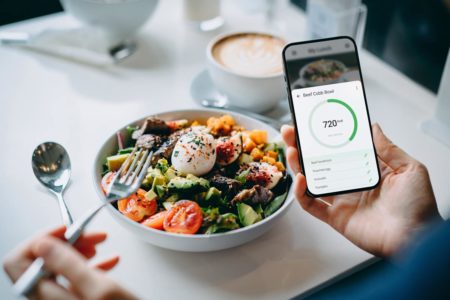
[212,34,285,77]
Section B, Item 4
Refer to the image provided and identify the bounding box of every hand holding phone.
[281,37,442,256]
[282,37,380,197]
[281,123,442,256]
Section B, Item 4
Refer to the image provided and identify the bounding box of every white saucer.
[190,70,292,123]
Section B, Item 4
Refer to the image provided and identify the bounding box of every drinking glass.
[183,0,224,32]
[306,0,367,47]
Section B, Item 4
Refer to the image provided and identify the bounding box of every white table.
[1,2,449,299]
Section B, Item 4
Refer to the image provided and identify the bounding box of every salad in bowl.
[300,59,347,86]
[94,109,293,251]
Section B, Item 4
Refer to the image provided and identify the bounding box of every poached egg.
[171,132,216,176]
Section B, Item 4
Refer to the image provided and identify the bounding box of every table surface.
[1,1,449,300]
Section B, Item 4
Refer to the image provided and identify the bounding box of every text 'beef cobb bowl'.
[94,109,294,252]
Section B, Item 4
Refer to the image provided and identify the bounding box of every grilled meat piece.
[231,185,273,206]
[152,136,178,163]
[151,127,193,163]
[209,175,241,197]
[136,134,162,150]
[132,117,170,139]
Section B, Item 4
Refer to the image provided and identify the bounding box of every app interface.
[285,39,378,195]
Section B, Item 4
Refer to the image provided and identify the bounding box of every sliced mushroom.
[231,185,273,206]
[209,174,241,197]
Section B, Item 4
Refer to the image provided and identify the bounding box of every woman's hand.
[282,123,442,256]
[3,226,136,300]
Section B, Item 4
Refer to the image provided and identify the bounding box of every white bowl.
[93,108,294,252]
[60,0,159,45]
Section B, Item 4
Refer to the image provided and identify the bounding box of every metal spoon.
[0,32,136,64]
[201,98,285,130]
[109,40,137,62]
[32,142,73,226]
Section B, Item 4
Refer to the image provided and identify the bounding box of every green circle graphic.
[309,98,358,148]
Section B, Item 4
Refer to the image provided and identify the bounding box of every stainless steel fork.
[13,147,153,296]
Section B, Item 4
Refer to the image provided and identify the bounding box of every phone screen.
[282,37,380,197]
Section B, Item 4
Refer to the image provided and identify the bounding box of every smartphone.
[282,36,380,197]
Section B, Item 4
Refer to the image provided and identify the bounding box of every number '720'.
[322,119,343,128]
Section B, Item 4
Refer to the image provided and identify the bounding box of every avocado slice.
[167,177,197,194]
[164,167,177,181]
[186,174,210,191]
[167,175,210,195]
[237,203,260,227]
[235,169,250,184]
[238,153,254,165]
[155,185,167,198]
[145,189,158,201]
[106,153,130,171]
[152,175,166,186]
[205,187,222,203]
[142,167,163,188]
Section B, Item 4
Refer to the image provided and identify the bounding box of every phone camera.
[345,43,350,48]
[292,50,297,56]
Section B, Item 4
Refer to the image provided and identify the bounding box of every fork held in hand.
[13,147,153,296]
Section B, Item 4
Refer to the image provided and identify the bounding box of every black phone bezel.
[282,36,381,198]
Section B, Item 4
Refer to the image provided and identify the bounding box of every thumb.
[281,125,297,148]
[33,236,106,298]
[372,123,415,170]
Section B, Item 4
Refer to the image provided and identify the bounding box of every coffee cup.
[206,32,286,113]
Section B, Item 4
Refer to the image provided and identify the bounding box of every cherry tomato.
[141,211,168,230]
[163,200,202,234]
[118,189,157,222]
[101,172,116,194]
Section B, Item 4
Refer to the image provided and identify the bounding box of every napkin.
[0,27,118,66]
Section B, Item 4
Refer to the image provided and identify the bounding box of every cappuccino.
[212,33,285,77]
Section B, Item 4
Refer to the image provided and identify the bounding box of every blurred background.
[1,0,448,93]
[0,1,449,299]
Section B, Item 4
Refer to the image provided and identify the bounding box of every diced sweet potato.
[207,115,236,136]
[221,114,235,126]
[275,161,285,171]
[243,138,257,153]
[262,156,276,165]
[266,150,278,159]
[249,130,267,145]
[250,148,264,160]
